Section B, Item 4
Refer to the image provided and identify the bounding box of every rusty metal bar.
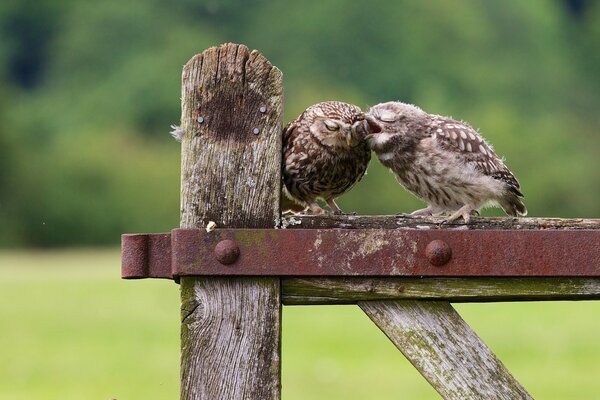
[121,228,600,279]
[121,233,172,279]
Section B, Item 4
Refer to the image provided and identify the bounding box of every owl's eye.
[324,121,339,131]
[378,112,397,123]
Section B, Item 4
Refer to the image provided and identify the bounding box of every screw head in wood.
[253,128,260,135]
[425,240,452,266]
[259,106,267,113]
[214,239,240,265]
[197,116,204,125]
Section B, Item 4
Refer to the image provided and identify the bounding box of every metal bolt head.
[197,116,204,125]
[259,106,267,113]
[425,240,452,266]
[253,128,260,135]
[214,239,240,265]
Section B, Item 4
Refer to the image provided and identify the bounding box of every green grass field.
[1,250,600,399]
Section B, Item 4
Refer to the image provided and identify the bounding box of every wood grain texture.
[282,277,600,304]
[179,43,282,400]
[181,277,281,399]
[283,214,600,230]
[181,43,283,229]
[359,300,533,400]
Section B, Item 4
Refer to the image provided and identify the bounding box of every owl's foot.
[325,198,343,215]
[442,205,474,224]
[308,202,327,215]
[397,207,434,217]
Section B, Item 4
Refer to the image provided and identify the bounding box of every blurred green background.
[1,0,599,247]
[1,0,600,399]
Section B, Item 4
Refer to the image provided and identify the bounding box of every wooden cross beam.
[120,43,600,400]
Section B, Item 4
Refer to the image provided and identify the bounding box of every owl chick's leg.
[325,197,343,215]
[442,205,474,224]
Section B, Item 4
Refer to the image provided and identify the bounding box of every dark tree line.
[0,0,599,246]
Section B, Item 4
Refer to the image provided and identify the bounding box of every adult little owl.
[365,101,526,223]
[282,101,371,214]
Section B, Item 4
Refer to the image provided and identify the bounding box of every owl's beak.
[345,130,358,147]
[348,119,369,147]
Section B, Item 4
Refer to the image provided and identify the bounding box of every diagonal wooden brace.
[360,300,533,400]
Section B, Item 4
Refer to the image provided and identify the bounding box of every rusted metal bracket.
[121,228,600,280]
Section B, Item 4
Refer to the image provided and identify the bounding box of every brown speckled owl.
[365,101,526,223]
[282,101,371,214]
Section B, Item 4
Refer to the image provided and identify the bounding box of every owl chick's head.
[304,101,366,148]
[365,101,427,141]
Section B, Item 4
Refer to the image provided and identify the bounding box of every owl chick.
[365,102,526,223]
[282,101,371,214]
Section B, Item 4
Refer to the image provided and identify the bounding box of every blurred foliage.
[0,0,599,247]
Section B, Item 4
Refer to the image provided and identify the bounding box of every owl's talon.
[406,207,435,218]
[442,205,473,224]
[308,202,326,215]
[395,213,412,218]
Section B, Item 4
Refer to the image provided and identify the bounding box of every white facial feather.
[377,151,395,161]
[367,132,395,148]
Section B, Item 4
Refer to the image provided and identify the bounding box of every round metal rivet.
[259,106,267,113]
[425,240,452,267]
[197,116,204,125]
[214,239,240,265]
[253,128,260,135]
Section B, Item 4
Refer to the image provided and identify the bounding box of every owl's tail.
[500,194,527,217]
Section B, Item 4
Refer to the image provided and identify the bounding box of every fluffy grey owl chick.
[365,102,526,223]
[282,101,371,214]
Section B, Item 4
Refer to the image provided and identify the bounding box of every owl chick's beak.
[365,114,383,135]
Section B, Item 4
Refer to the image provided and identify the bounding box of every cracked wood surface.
[179,43,282,400]
[282,214,600,230]
[360,300,533,400]
[282,277,600,304]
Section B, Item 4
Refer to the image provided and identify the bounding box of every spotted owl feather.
[430,117,523,197]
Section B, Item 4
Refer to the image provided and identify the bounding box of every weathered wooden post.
[178,43,283,399]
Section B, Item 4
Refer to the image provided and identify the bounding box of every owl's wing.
[431,117,523,197]
[283,112,306,143]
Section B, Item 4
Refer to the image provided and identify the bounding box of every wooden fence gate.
[121,43,600,399]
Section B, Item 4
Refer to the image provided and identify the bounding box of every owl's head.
[306,101,366,148]
[365,101,427,141]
